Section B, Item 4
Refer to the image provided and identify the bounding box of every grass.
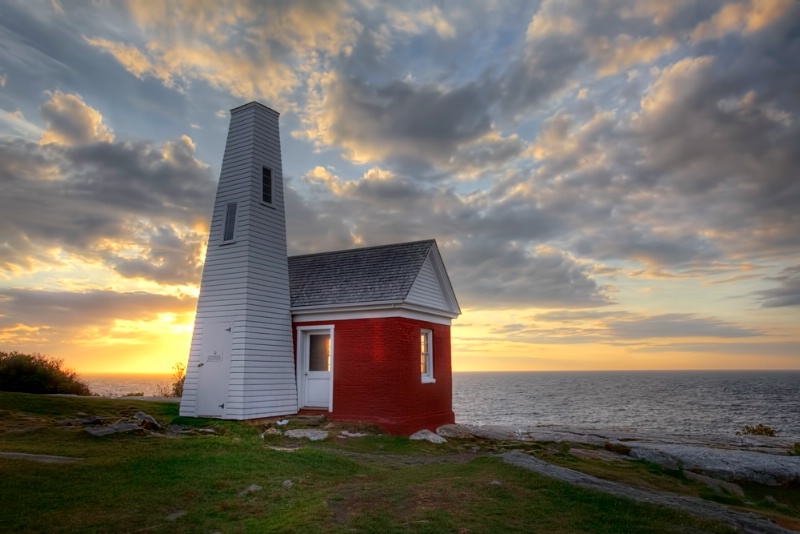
[0,392,744,533]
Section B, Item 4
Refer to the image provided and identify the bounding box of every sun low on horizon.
[0,1,798,375]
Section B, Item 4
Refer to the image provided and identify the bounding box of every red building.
[289,240,461,434]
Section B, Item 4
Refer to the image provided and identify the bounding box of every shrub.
[0,351,92,395]
[736,424,777,437]
[156,362,186,397]
[122,392,144,397]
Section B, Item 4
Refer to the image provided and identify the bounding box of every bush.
[0,351,93,395]
[156,362,186,397]
[736,423,777,437]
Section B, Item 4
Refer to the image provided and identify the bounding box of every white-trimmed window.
[222,202,237,243]
[420,329,434,383]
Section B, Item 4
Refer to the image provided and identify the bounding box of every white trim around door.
[295,325,335,411]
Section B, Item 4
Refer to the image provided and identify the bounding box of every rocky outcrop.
[626,443,800,487]
[500,451,791,534]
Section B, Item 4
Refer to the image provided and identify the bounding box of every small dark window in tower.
[223,202,237,242]
[262,167,273,204]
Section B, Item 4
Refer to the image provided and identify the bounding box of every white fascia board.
[291,305,453,326]
[290,300,458,318]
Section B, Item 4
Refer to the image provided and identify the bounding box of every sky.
[0,0,798,374]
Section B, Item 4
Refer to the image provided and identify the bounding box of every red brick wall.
[293,316,454,435]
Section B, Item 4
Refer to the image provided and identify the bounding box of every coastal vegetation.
[5,392,793,533]
[156,362,186,398]
[738,424,778,437]
[0,351,92,396]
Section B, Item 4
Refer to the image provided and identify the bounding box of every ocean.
[80,370,800,436]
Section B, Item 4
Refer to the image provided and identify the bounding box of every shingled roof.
[288,240,436,308]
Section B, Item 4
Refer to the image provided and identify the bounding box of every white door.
[303,332,331,409]
[196,321,232,417]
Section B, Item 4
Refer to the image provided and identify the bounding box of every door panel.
[196,321,232,417]
[303,332,331,408]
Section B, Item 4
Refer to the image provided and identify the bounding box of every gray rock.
[260,428,283,438]
[409,429,447,443]
[285,429,329,441]
[764,495,779,506]
[490,480,503,486]
[133,411,162,431]
[339,430,369,438]
[84,422,141,437]
[628,447,684,471]
[282,479,294,489]
[475,425,534,441]
[500,451,789,534]
[684,471,745,497]
[165,510,187,521]
[239,484,262,496]
[627,443,800,486]
[436,424,475,439]
[569,448,628,462]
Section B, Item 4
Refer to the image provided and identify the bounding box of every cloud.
[87,0,362,104]
[755,266,800,308]
[607,313,762,339]
[0,288,195,341]
[39,91,113,146]
[691,0,795,42]
[0,93,215,284]
[300,72,503,169]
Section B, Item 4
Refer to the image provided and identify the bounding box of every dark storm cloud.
[755,266,800,308]
[0,288,194,331]
[607,313,762,339]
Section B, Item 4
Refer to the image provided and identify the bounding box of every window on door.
[309,334,330,372]
[421,329,434,383]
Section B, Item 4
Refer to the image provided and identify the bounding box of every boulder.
[409,429,447,443]
[133,412,162,431]
[285,429,329,441]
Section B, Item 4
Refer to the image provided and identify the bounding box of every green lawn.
[0,392,738,533]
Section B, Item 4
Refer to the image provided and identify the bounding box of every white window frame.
[221,202,238,244]
[421,329,435,383]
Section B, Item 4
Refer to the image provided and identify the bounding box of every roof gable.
[288,240,434,308]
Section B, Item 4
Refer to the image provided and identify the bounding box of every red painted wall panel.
[293,317,454,435]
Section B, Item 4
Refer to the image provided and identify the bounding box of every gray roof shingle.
[288,240,434,308]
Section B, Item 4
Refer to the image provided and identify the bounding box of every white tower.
[180,102,298,419]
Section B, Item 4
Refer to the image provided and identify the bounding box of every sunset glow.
[0,1,798,374]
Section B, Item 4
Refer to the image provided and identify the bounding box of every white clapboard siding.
[406,253,448,311]
[181,102,299,420]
